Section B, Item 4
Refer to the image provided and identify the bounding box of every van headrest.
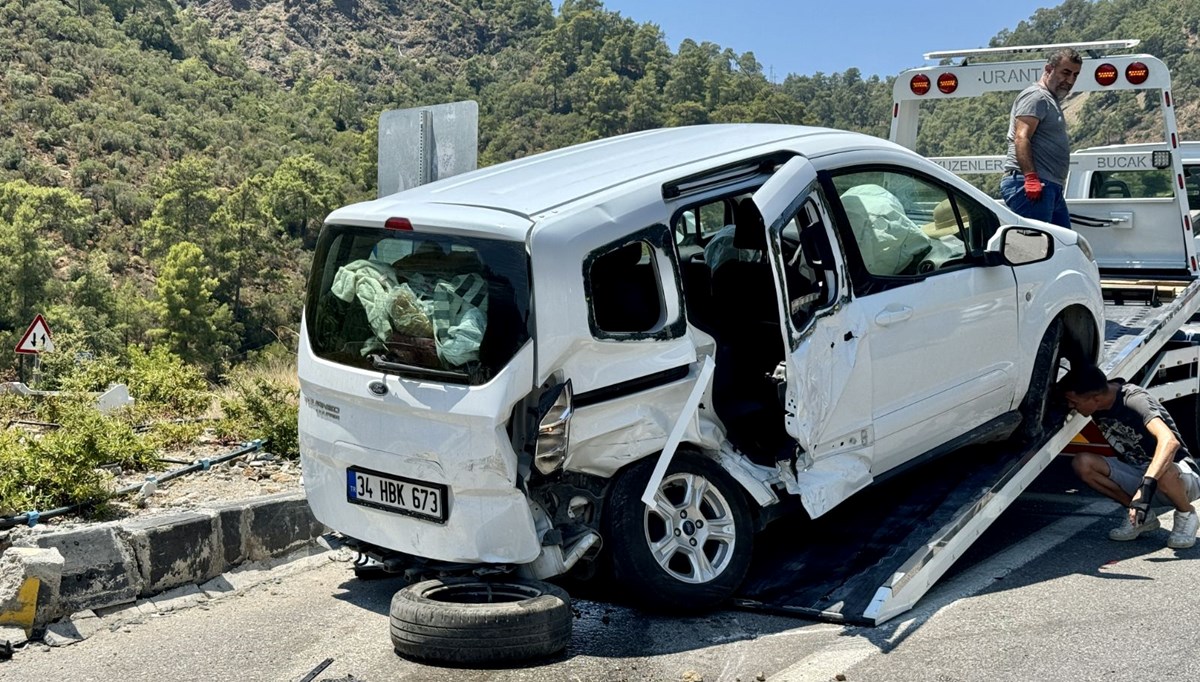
[732,198,766,251]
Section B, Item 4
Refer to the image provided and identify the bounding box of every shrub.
[141,419,205,452]
[216,351,299,458]
[0,424,113,518]
[38,397,157,471]
[113,345,210,418]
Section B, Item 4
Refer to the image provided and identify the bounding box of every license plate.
[346,466,448,523]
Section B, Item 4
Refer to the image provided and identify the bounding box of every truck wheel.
[390,577,572,664]
[1165,394,1200,456]
[604,452,753,612]
[1017,318,1066,444]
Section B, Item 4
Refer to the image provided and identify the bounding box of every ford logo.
[367,381,388,396]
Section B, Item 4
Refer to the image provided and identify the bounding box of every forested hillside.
[1,0,1199,386]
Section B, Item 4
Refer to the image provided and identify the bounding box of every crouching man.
[1061,364,1200,548]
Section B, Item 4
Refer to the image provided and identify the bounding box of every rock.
[43,621,83,647]
[67,609,104,639]
[0,624,28,648]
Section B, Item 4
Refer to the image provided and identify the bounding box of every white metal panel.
[863,413,1088,624]
[861,266,1020,473]
[891,54,1173,101]
[297,334,542,563]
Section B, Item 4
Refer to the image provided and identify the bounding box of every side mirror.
[998,227,1053,266]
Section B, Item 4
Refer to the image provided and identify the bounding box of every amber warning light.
[385,217,413,231]
[910,74,931,95]
[1095,63,1118,86]
[936,73,958,94]
[1126,61,1149,85]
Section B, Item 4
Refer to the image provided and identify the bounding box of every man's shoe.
[1109,514,1160,541]
[1168,510,1199,549]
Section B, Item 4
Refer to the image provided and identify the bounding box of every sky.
[555,1,1058,80]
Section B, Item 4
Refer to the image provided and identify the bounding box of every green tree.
[264,154,342,245]
[142,155,223,258]
[209,174,282,324]
[0,185,60,332]
[151,241,234,377]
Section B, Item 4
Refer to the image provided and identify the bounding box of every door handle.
[875,307,913,326]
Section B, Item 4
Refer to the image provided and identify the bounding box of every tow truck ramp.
[734,279,1200,626]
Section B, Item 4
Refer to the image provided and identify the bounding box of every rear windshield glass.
[306,225,531,385]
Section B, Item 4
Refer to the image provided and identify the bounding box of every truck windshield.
[305,225,531,385]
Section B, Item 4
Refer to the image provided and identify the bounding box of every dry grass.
[206,354,299,421]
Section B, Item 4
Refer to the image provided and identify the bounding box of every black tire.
[1165,394,1200,456]
[1017,318,1065,443]
[603,452,753,612]
[389,577,572,665]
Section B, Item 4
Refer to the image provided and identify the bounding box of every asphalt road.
[7,456,1200,682]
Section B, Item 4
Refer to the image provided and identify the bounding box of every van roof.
[326,124,890,229]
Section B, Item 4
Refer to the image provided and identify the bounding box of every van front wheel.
[604,453,753,612]
[1018,318,1066,444]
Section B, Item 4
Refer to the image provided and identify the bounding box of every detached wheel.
[390,577,572,664]
[604,452,753,612]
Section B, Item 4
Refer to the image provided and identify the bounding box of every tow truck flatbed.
[734,278,1200,625]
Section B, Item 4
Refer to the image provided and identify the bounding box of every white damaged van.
[299,123,1103,611]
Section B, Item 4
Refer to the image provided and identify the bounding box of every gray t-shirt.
[1092,381,1192,468]
[1003,83,1070,185]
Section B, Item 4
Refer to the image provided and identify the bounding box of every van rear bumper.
[301,438,541,565]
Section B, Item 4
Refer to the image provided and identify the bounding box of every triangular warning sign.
[15,314,53,355]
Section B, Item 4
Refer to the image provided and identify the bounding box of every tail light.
[534,380,573,476]
[1094,63,1118,86]
[1125,62,1149,85]
[936,73,958,94]
[910,74,931,96]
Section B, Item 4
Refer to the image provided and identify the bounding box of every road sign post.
[15,314,53,389]
[376,101,478,198]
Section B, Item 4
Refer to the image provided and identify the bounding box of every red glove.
[1023,172,1043,202]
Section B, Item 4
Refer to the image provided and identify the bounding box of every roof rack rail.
[924,39,1140,65]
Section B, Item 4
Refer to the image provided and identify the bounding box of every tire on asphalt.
[603,451,754,612]
[389,577,572,664]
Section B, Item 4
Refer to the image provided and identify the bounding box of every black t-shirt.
[1092,381,1192,467]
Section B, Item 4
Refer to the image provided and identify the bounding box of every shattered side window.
[587,239,664,334]
[306,225,530,385]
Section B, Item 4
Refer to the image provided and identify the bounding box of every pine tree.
[151,241,234,378]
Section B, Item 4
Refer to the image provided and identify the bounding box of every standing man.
[1061,364,1200,549]
[1000,47,1083,228]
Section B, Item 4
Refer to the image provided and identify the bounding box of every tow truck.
[740,39,1200,626]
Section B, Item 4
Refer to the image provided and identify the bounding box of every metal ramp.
[733,421,1084,625]
[734,279,1200,626]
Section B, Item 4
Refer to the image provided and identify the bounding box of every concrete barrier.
[4,492,326,628]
